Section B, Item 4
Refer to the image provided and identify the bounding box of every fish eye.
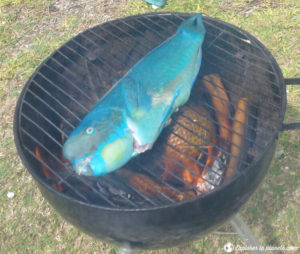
[85,127,94,135]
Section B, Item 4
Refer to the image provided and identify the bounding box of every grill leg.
[230,213,266,254]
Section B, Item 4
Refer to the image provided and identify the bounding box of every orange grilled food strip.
[225,97,248,182]
[202,74,231,144]
[124,171,196,201]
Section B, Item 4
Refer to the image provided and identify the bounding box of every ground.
[0,0,299,253]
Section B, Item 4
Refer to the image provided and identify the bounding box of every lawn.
[0,0,299,253]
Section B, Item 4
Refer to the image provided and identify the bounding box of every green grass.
[1,0,299,253]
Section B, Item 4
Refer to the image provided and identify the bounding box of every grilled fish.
[63,14,206,177]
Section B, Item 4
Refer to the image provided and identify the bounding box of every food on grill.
[225,97,249,181]
[161,106,216,185]
[124,170,196,201]
[196,74,231,192]
[202,74,231,145]
[62,14,206,177]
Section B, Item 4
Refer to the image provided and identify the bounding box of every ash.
[197,152,228,193]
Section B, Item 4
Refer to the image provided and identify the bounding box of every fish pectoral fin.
[122,76,151,116]
[126,86,182,151]
[158,86,182,132]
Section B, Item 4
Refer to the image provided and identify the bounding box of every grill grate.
[16,13,284,209]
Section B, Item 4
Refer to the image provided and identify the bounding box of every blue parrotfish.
[63,14,206,177]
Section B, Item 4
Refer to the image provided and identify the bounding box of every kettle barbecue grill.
[14,12,299,250]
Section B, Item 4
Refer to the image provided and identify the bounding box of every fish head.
[178,14,206,42]
[63,108,133,177]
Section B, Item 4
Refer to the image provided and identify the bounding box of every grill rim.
[14,12,286,212]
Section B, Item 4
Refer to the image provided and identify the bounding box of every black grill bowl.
[14,13,286,249]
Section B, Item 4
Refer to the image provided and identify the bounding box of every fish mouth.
[72,154,94,176]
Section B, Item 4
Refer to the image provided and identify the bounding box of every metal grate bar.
[140,15,174,35]
[76,32,128,73]
[134,17,167,40]
[156,142,218,189]
[88,27,143,57]
[56,46,116,90]
[93,23,152,54]
[44,62,94,102]
[21,112,64,149]
[121,15,172,49]
[117,19,162,46]
[135,161,186,196]
[128,165,176,203]
[82,30,138,70]
[200,97,276,144]
[26,85,77,129]
[97,175,139,208]
[63,40,115,83]
[21,131,89,202]
[149,154,204,194]
[208,43,278,79]
[204,27,271,65]
[72,175,124,207]
[206,49,280,90]
[199,77,279,132]
[117,171,160,206]
[31,80,81,124]
[88,27,149,61]
[80,29,145,71]
[56,170,76,185]
[69,37,120,78]
[204,56,282,102]
[23,145,89,202]
[169,120,249,177]
[36,71,89,114]
[204,18,278,68]
[48,53,99,97]
[197,80,279,134]
[23,100,69,140]
[169,111,253,170]
[184,101,264,152]
[132,161,184,202]
[206,34,271,66]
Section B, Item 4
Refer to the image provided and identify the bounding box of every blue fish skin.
[63,14,206,177]
[143,0,166,7]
